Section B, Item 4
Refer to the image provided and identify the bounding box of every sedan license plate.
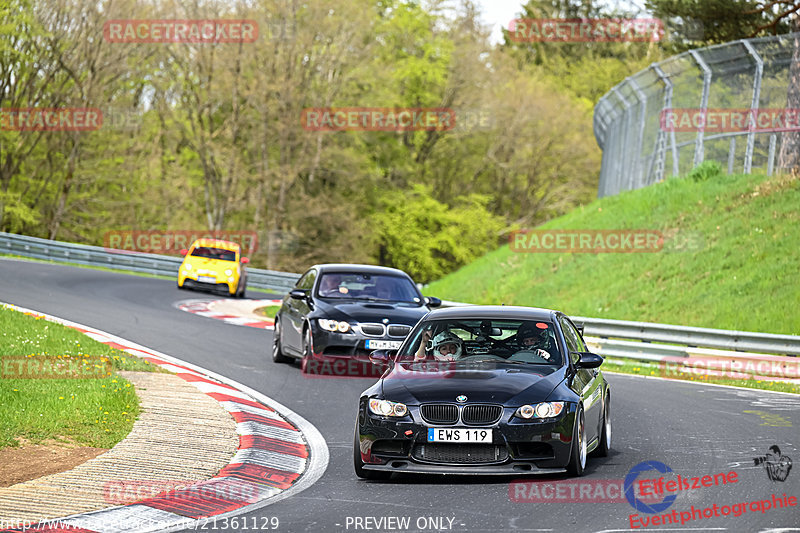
[198,276,216,284]
[365,340,402,350]
[427,428,492,443]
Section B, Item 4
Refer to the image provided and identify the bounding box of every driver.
[513,322,553,361]
[415,330,463,362]
[318,274,343,296]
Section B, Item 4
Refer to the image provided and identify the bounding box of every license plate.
[198,276,216,284]
[427,428,492,443]
[366,340,402,350]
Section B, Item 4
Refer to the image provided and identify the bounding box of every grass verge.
[603,357,800,394]
[253,304,280,319]
[0,305,160,449]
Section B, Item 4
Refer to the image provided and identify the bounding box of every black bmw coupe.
[354,305,611,478]
[272,264,441,372]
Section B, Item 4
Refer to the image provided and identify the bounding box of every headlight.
[184,264,192,270]
[318,319,351,333]
[225,269,233,276]
[515,402,564,419]
[369,399,408,417]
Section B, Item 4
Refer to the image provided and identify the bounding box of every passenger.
[414,330,463,362]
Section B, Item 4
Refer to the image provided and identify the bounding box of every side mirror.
[576,352,604,369]
[289,289,308,300]
[425,296,442,308]
[241,257,250,264]
[369,349,397,366]
[180,249,189,256]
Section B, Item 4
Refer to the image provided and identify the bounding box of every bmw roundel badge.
[456,395,467,403]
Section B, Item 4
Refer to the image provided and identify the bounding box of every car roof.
[191,238,240,251]
[423,305,559,321]
[311,263,413,278]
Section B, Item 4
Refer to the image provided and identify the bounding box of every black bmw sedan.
[354,305,610,478]
[272,264,441,374]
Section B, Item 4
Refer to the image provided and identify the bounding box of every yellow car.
[177,238,249,298]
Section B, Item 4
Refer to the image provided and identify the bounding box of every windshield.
[397,318,562,365]
[190,246,237,261]
[316,272,422,304]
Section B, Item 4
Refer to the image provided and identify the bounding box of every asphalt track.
[1,258,798,533]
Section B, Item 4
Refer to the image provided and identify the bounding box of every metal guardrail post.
[742,40,764,175]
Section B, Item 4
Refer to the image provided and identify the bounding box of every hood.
[380,361,565,405]
[316,300,429,325]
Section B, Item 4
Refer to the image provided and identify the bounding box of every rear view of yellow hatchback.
[177,238,249,298]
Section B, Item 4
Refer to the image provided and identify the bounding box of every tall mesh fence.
[594,32,800,197]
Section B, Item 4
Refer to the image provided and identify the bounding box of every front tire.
[354,424,391,480]
[566,405,587,477]
[594,393,611,457]
[272,318,292,364]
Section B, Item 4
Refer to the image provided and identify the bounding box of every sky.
[473,0,649,44]
[474,0,525,44]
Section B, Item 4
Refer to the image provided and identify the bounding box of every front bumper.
[311,327,407,358]
[357,403,577,475]
[179,273,236,295]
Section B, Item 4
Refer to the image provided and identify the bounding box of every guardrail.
[3,232,798,369]
[0,231,299,293]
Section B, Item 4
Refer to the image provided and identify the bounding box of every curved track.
[1,258,798,533]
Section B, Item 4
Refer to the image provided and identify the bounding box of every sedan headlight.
[369,399,408,417]
[184,264,192,270]
[225,269,233,276]
[515,402,564,419]
[318,319,351,333]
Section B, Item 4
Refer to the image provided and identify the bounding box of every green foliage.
[646,0,799,51]
[0,306,159,449]
[687,160,724,181]
[374,185,504,283]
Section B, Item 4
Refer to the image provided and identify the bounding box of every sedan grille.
[387,325,411,337]
[420,404,458,425]
[412,444,508,464]
[462,405,503,425]
[359,323,385,336]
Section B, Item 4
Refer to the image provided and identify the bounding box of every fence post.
[689,49,712,167]
[742,40,764,175]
